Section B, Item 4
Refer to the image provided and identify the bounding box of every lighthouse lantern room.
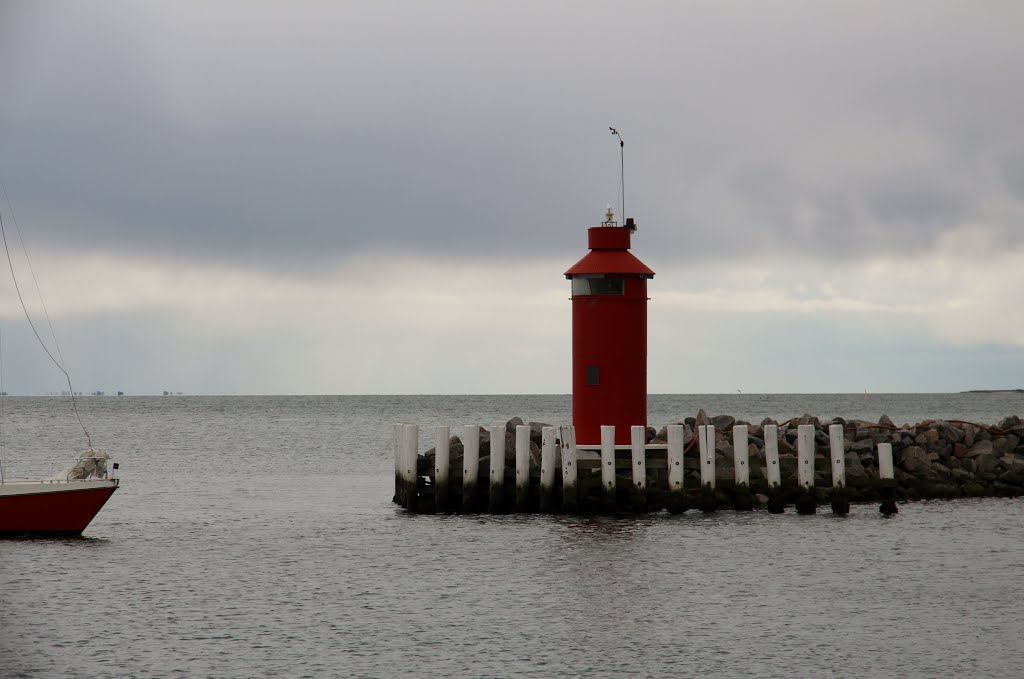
[564,208,655,446]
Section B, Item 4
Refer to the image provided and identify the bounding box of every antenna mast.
[609,127,625,224]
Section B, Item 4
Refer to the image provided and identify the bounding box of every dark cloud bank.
[2,1,1023,272]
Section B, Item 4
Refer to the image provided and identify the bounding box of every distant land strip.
[961,389,1024,394]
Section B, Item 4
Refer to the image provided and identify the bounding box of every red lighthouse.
[565,209,655,445]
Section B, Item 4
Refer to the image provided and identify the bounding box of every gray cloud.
[2,0,1023,272]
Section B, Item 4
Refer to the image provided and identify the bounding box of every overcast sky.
[1,0,1022,394]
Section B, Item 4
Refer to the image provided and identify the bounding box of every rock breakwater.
[400,412,1024,513]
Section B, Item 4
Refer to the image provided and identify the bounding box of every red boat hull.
[0,482,118,535]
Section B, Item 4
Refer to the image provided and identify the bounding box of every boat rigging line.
[0,195,92,450]
[1,181,71,369]
[1,328,5,484]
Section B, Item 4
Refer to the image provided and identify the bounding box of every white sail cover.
[60,450,112,480]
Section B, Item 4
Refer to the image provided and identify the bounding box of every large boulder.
[526,441,543,469]
[712,414,736,431]
[798,414,820,428]
[899,446,931,473]
[951,467,975,484]
[997,415,1022,431]
[965,440,994,458]
[851,422,875,441]
[939,422,965,444]
[851,438,875,453]
[715,460,735,481]
[976,453,1003,477]
[845,451,868,479]
[998,467,1024,487]
[527,421,552,445]
[963,424,976,448]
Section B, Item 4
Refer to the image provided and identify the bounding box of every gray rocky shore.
[408,411,1024,512]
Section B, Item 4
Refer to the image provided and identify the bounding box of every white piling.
[878,443,895,480]
[828,423,850,514]
[488,424,506,513]
[462,424,480,510]
[667,425,684,494]
[600,425,616,508]
[877,442,898,514]
[539,426,557,512]
[515,424,531,512]
[401,423,419,510]
[435,425,450,512]
[393,423,403,504]
[733,424,749,487]
[561,425,579,512]
[829,424,846,488]
[631,425,647,510]
[797,424,815,489]
[699,425,716,489]
[630,426,647,490]
[764,424,781,488]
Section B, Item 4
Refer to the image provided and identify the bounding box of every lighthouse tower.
[564,209,655,446]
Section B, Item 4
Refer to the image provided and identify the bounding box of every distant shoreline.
[961,389,1024,394]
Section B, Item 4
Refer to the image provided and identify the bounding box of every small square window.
[587,365,600,385]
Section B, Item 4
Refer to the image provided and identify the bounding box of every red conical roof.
[564,226,655,278]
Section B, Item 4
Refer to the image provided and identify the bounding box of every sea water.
[1,394,1022,678]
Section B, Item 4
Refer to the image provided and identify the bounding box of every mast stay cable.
[0,206,92,449]
[1,181,70,368]
[1,329,5,483]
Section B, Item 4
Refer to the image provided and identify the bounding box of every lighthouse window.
[587,365,600,385]
[572,277,624,296]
